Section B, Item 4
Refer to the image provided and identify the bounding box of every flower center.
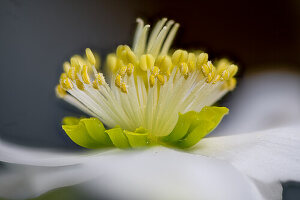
[55,18,238,137]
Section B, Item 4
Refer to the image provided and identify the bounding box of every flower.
[55,18,238,149]
[0,18,299,200]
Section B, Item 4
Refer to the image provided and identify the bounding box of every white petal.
[0,139,118,166]
[214,72,300,136]
[191,125,300,183]
[0,147,264,200]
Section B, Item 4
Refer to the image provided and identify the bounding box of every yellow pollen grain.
[86,48,96,66]
[67,67,76,80]
[55,85,66,98]
[212,74,221,84]
[201,64,210,77]
[157,74,165,85]
[115,74,122,88]
[206,72,215,83]
[81,65,91,84]
[221,69,230,81]
[120,82,128,93]
[63,78,74,90]
[126,63,134,76]
[119,65,127,76]
[76,78,85,91]
[96,73,105,86]
[180,62,189,76]
[92,80,99,89]
[152,66,160,76]
[149,74,155,87]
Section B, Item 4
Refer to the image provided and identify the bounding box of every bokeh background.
[0,0,299,199]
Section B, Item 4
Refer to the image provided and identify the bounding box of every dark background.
[0,0,299,199]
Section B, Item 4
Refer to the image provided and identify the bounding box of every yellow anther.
[73,55,86,67]
[126,63,134,76]
[115,74,122,87]
[201,64,210,77]
[96,73,105,86]
[117,45,136,65]
[180,62,189,76]
[196,53,208,69]
[221,69,230,81]
[70,57,80,68]
[206,72,215,83]
[85,48,96,66]
[81,65,91,84]
[216,58,230,73]
[63,77,74,90]
[106,54,117,73]
[155,55,172,74]
[92,80,99,89]
[227,64,238,78]
[149,74,155,87]
[55,85,66,98]
[212,74,221,84]
[140,54,155,71]
[172,49,188,66]
[157,74,165,85]
[76,78,85,91]
[63,62,71,73]
[187,53,196,72]
[120,82,128,93]
[228,78,237,91]
[59,74,68,90]
[67,67,76,80]
[119,65,127,76]
[116,45,127,58]
[60,73,68,81]
[152,66,160,76]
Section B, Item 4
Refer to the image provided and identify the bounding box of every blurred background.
[0,0,299,199]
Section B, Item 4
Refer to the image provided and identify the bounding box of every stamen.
[155,55,172,75]
[81,65,91,84]
[152,66,160,76]
[187,53,196,72]
[140,54,155,71]
[55,85,66,98]
[126,63,134,76]
[149,74,155,87]
[63,62,71,73]
[75,78,85,91]
[56,18,240,139]
[63,77,73,90]
[115,74,122,87]
[196,53,208,69]
[120,82,128,93]
[180,63,189,76]
[85,48,96,66]
[172,49,188,66]
[119,65,127,76]
[157,74,165,85]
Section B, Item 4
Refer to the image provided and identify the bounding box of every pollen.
[56,18,239,137]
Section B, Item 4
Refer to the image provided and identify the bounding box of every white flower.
[0,18,299,200]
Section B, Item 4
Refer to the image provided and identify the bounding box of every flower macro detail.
[55,18,238,149]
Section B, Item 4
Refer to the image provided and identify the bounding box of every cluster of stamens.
[55,18,239,136]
